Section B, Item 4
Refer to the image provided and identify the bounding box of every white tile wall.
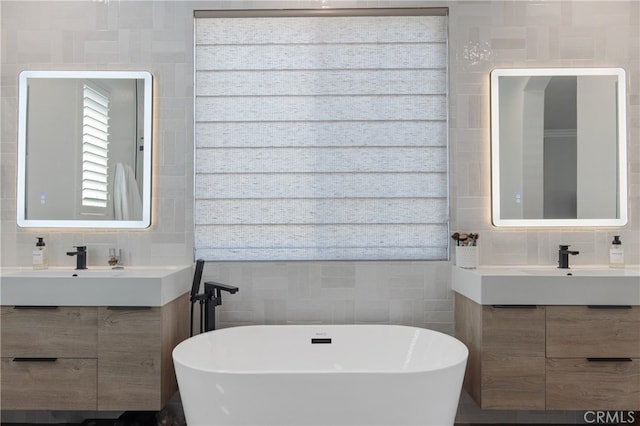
[204,260,454,332]
[1,1,638,423]
[448,0,640,269]
[2,0,637,308]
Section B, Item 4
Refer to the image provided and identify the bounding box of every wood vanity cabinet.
[455,294,546,410]
[455,294,640,411]
[0,293,189,412]
[0,306,98,410]
[546,305,640,410]
[98,294,189,411]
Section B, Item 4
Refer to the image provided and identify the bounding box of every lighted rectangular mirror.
[17,70,153,228]
[490,67,627,227]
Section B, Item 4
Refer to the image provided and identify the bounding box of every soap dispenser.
[33,237,48,270]
[609,235,624,268]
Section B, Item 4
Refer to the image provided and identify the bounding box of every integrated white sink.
[1,266,191,278]
[0,266,192,307]
[517,266,635,277]
[452,265,640,305]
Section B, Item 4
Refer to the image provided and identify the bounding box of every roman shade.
[194,9,449,261]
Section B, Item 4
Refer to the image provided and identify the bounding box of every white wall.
[449,0,639,267]
[1,0,639,333]
[1,1,638,424]
[497,76,526,219]
[577,75,618,219]
[25,79,79,219]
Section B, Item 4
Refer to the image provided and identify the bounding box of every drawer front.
[481,305,546,409]
[483,305,546,356]
[547,306,640,358]
[482,353,545,410]
[98,306,162,411]
[1,306,97,358]
[1,357,97,410]
[546,358,640,410]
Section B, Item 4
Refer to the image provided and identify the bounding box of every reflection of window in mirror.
[81,83,110,215]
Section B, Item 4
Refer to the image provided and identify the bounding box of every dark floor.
[1,422,606,426]
[2,413,634,426]
[2,408,181,426]
[2,415,634,426]
[1,417,633,426]
[3,394,636,426]
[1,402,185,426]
[2,419,633,426]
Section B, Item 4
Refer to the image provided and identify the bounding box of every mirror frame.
[490,67,628,227]
[17,70,153,228]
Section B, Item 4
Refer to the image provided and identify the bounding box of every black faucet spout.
[558,245,579,269]
[67,246,87,270]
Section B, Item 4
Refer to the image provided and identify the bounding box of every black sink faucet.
[558,245,579,269]
[67,246,87,270]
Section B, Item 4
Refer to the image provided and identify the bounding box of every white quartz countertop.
[0,265,192,307]
[452,265,640,305]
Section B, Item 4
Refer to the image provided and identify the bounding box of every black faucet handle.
[75,246,87,252]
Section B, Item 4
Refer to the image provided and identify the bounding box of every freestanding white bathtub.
[173,324,468,426]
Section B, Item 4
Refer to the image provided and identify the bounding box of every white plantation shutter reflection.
[194,10,449,261]
[82,84,110,209]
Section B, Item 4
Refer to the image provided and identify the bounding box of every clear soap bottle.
[609,235,624,268]
[33,237,48,270]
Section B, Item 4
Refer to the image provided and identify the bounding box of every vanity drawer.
[483,305,546,356]
[98,306,162,410]
[546,358,640,410]
[481,305,546,410]
[482,353,545,410]
[0,357,97,410]
[547,306,640,358]
[0,306,97,358]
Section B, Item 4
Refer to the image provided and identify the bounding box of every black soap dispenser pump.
[609,235,624,269]
[33,237,48,270]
